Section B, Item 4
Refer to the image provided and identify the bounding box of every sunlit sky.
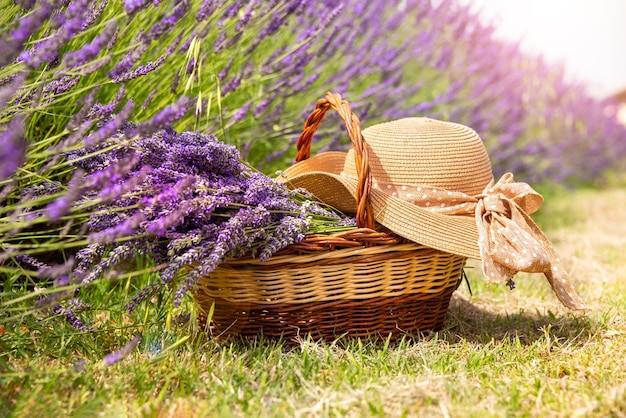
[458,0,626,99]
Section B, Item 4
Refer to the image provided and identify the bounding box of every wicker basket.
[193,94,467,342]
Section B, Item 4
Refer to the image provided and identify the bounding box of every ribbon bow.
[370,172,587,309]
[475,173,586,309]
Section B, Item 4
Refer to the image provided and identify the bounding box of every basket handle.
[294,92,374,230]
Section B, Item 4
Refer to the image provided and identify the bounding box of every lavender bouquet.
[59,127,354,312]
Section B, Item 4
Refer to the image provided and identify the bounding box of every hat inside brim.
[281,152,481,260]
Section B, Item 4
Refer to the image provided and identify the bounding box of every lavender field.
[1,1,625,416]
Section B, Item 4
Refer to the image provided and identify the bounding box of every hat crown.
[343,117,493,196]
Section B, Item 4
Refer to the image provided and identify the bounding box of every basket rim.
[219,242,454,266]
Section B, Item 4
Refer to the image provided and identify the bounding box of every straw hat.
[280,93,586,310]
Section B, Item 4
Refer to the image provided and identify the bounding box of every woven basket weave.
[193,94,467,342]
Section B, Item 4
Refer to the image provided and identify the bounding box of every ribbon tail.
[544,262,588,310]
[527,214,588,310]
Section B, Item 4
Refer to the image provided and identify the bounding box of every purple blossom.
[217,58,234,82]
[128,96,191,138]
[52,298,92,332]
[166,32,184,55]
[81,0,109,30]
[108,40,149,80]
[44,171,84,221]
[42,75,80,101]
[14,254,49,271]
[170,70,181,94]
[97,165,151,202]
[124,283,161,312]
[258,216,309,261]
[143,176,196,208]
[38,257,76,281]
[81,243,138,283]
[80,153,140,189]
[20,0,91,68]
[141,89,157,111]
[63,21,117,68]
[253,99,270,117]
[221,75,241,96]
[230,103,251,124]
[185,58,195,75]
[84,100,135,146]
[213,30,227,52]
[86,87,126,120]
[146,2,188,40]
[236,0,259,31]
[88,212,146,243]
[0,74,26,109]
[103,335,142,366]
[0,1,51,67]
[51,119,93,153]
[0,116,27,181]
[123,0,151,15]
[196,0,227,22]
[217,0,242,28]
[15,0,37,9]
[66,89,98,130]
[71,244,106,280]
[113,56,166,83]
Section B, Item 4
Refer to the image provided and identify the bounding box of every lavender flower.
[97,165,151,202]
[38,257,76,281]
[107,40,149,80]
[0,74,26,110]
[128,96,190,138]
[141,89,157,110]
[14,254,50,271]
[103,335,142,366]
[217,58,234,82]
[0,2,51,67]
[81,0,109,30]
[146,2,188,40]
[63,21,117,68]
[196,0,228,22]
[230,103,251,124]
[20,0,91,68]
[41,75,80,102]
[123,0,151,15]
[235,0,259,31]
[113,56,166,83]
[0,116,27,181]
[52,298,92,332]
[88,212,146,243]
[44,170,85,221]
[84,101,135,146]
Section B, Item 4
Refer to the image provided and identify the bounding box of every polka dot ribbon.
[370,172,587,309]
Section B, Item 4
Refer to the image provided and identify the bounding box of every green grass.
[2,186,626,417]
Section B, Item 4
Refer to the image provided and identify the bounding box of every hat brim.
[280,152,481,260]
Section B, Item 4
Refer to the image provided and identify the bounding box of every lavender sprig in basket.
[66,128,356,313]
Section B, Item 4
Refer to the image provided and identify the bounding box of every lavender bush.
[0,1,346,272]
[1,0,196,293]
[265,0,626,184]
